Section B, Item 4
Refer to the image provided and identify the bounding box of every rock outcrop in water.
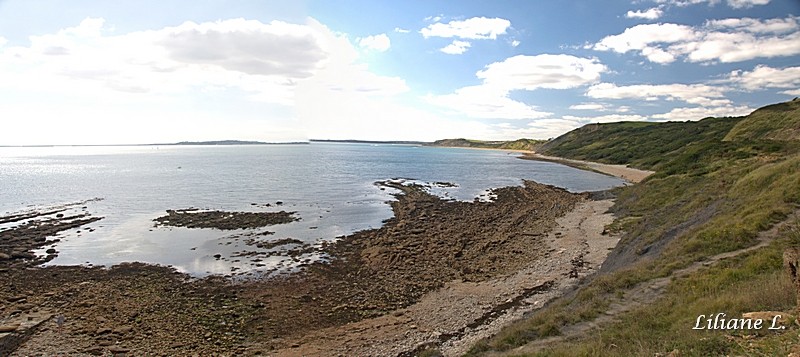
[153,209,298,230]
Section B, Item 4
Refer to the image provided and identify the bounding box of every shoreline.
[1,148,636,355]
[3,181,622,356]
[520,153,654,184]
[432,145,654,183]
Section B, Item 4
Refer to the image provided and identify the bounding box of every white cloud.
[510,39,521,47]
[0,37,7,47]
[428,54,606,120]
[527,119,586,139]
[424,15,443,23]
[158,18,326,78]
[477,54,607,90]
[358,33,391,52]
[726,0,770,9]
[524,114,646,139]
[625,7,664,20]
[440,40,471,54]
[569,103,607,110]
[568,102,632,113]
[727,65,800,91]
[652,105,753,121]
[706,16,798,34]
[655,0,770,8]
[781,89,800,96]
[426,85,551,120]
[394,27,410,33]
[593,23,695,64]
[0,17,428,145]
[654,0,712,7]
[420,17,511,40]
[593,15,800,64]
[562,114,647,123]
[586,82,730,106]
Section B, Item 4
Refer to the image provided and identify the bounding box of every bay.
[0,143,624,276]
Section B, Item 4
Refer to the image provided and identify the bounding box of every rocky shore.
[1,180,617,356]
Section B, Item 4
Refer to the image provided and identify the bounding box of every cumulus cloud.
[652,105,753,121]
[625,7,664,20]
[655,0,770,8]
[420,17,511,40]
[428,54,606,120]
[158,19,327,78]
[440,40,471,54]
[527,119,586,138]
[706,16,798,33]
[725,0,770,8]
[570,103,607,110]
[524,114,646,139]
[593,15,800,64]
[425,85,551,120]
[358,33,391,52]
[727,65,800,91]
[562,114,647,123]
[394,27,410,33]
[586,82,731,106]
[782,89,800,96]
[0,17,422,145]
[477,54,607,90]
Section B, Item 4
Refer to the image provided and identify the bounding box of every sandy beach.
[521,153,655,183]
[432,145,655,183]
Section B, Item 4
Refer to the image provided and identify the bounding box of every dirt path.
[268,199,619,356]
[522,153,655,183]
[493,208,800,356]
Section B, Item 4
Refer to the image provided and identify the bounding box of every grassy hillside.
[430,138,545,151]
[468,99,800,356]
[725,99,800,141]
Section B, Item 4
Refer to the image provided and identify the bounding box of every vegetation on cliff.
[469,98,800,356]
[430,138,545,152]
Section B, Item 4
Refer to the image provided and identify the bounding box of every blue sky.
[0,0,798,145]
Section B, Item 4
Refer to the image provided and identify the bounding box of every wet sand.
[2,181,620,356]
[432,145,654,183]
[520,153,654,183]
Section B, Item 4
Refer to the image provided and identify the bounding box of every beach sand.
[432,145,655,183]
[521,153,654,183]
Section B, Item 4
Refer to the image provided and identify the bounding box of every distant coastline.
[0,140,309,148]
[309,139,429,145]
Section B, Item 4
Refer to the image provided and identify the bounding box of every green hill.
[430,138,545,151]
[724,98,800,142]
[468,99,800,356]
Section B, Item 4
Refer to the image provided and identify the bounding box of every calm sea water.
[0,143,624,276]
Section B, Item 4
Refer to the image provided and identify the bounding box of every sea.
[0,143,625,277]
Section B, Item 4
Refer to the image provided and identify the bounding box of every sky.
[0,0,799,145]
